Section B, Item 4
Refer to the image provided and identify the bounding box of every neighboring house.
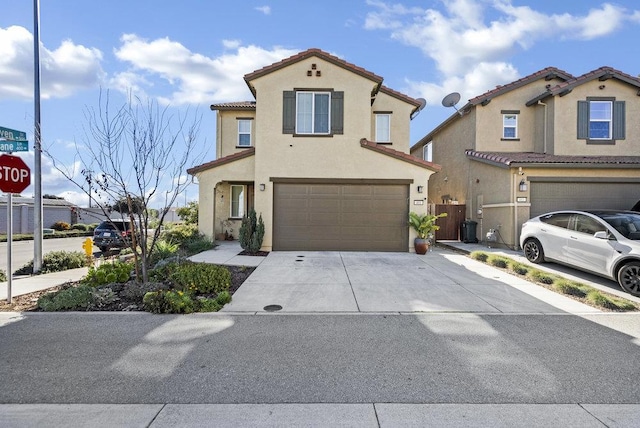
[188,48,439,252]
[0,196,77,233]
[410,66,640,249]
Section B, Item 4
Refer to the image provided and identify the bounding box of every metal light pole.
[33,0,43,273]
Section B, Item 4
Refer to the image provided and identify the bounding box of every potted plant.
[409,211,447,254]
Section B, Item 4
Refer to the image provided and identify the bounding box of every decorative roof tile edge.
[360,139,441,172]
[187,147,255,175]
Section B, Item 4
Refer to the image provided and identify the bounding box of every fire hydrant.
[82,237,94,266]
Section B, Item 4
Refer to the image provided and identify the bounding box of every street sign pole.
[6,192,12,303]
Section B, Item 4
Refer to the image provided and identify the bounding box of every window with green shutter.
[282,90,343,135]
[577,98,625,143]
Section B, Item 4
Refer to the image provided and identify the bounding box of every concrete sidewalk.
[2,403,639,427]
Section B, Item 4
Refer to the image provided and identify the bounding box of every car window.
[573,215,606,235]
[540,213,571,229]
[600,213,640,240]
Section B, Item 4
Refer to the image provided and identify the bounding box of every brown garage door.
[273,182,409,251]
[530,181,640,218]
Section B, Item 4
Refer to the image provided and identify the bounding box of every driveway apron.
[221,247,597,314]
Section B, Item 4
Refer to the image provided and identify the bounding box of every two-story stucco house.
[188,48,439,252]
[410,66,640,249]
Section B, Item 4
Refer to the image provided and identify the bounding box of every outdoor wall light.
[519,179,528,192]
[417,185,424,193]
[259,183,266,191]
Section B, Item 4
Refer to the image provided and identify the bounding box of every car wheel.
[523,238,545,263]
[99,246,108,253]
[617,261,640,297]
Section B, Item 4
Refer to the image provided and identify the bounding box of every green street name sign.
[0,126,28,152]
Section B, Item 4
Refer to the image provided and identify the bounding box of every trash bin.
[460,220,478,243]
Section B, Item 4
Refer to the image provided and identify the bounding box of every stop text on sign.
[0,165,29,183]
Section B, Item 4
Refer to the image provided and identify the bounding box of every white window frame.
[423,142,432,162]
[589,100,613,140]
[237,119,252,146]
[375,114,391,142]
[296,91,331,135]
[502,114,518,139]
[230,185,245,219]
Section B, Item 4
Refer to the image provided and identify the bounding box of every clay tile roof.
[465,150,640,167]
[210,101,256,111]
[469,66,573,106]
[360,139,441,172]
[187,147,255,175]
[379,85,422,107]
[244,48,383,84]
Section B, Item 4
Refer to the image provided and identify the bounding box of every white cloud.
[113,36,298,105]
[0,25,105,101]
[365,1,640,102]
[255,6,271,15]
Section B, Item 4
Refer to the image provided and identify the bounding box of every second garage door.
[530,181,640,218]
[273,182,409,251]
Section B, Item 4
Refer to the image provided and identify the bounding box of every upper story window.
[237,119,252,146]
[296,91,330,134]
[423,142,432,162]
[283,90,344,136]
[501,110,519,140]
[578,98,625,144]
[588,101,612,139]
[375,113,391,143]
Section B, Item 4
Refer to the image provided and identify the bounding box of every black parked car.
[93,220,133,253]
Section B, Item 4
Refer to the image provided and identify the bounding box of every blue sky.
[1,0,639,208]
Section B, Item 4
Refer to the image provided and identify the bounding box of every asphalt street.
[1,312,639,405]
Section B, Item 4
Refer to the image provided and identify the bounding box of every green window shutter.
[577,101,589,139]
[613,101,625,140]
[282,91,295,134]
[331,91,344,135]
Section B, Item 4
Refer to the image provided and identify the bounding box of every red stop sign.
[0,154,31,194]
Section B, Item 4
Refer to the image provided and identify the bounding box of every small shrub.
[215,290,232,305]
[239,209,265,254]
[51,221,71,231]
[488,255,508,269]
[183,235,215,256]
[528,270,555,285]
[38,285,94,311]
[586,290,637,311]
[120,281,170,301]
[470,251,488,262]
[197,298,222,312]
[15,251,86,275]
[552,280,587,298]
[169,262,231,294]
[88,287,119,310]
[71,223,89,231]
[509,262,529,276]
[0,269,6,282]
[161,223,200,246]
[88,223,99,232]
[143,289,196,314]
[150,239,180,265]
[82,261,133,286]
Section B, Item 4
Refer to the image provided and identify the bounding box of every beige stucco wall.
[473,77,565,153]
[551,79,640,156]
[370,91,414,152]
[216,110,257,158]
[193,155,255,239]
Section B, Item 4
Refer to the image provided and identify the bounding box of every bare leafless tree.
[45,90,204,282]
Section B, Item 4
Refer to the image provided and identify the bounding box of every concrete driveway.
[220,247,598,314]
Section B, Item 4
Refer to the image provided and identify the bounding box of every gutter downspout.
[538,100,547,154]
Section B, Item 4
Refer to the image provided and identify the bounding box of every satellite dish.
[441,92,463,115]
[410,98,427,119]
